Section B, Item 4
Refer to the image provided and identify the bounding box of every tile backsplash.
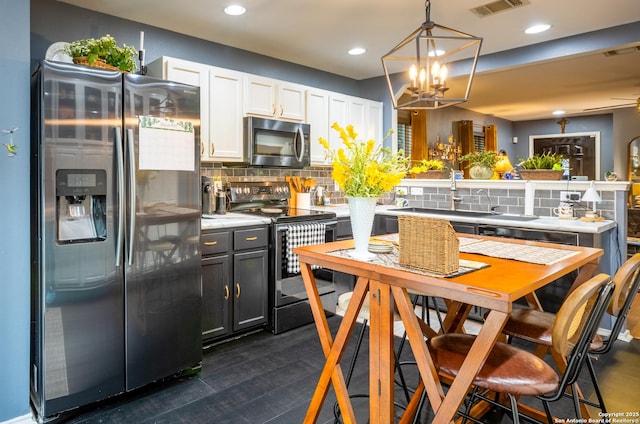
[202,163,618,219]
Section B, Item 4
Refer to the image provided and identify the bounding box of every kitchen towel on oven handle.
[286,222,327,274]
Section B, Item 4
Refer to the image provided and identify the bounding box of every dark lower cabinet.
[201,225,268,344]
[202,253,231,340]
[233,249,268,331]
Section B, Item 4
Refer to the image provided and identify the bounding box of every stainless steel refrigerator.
[30,60,202,421]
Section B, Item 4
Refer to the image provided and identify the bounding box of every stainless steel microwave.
[241,116,310,168]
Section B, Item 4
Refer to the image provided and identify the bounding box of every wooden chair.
[501,254,640,413]
[426,274,614,423]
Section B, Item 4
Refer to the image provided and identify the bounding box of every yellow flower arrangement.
[319,123,409,198]
[410,158,445,174]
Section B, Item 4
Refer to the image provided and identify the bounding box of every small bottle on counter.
[323,191,331,206]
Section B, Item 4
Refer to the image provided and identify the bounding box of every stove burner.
[261,207,284,214]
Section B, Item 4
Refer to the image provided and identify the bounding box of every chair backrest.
[543,274,614,401]
[590,254,640,355]
[609,253,640,317]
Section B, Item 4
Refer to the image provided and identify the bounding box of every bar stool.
[428,274,614,423]
[500,253,640,414]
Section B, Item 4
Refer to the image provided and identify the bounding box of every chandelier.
[381,0,483,110]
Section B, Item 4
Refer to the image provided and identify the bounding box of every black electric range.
[227,181,338,334]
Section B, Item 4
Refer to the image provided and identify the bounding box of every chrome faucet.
[477,189,499,213]
[450,169,462,210]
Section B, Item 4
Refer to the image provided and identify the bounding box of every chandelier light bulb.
[440,64,448,85]
[409,64,418,87]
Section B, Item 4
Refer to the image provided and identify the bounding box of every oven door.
[245,116,310,168]
[273,221,336,307]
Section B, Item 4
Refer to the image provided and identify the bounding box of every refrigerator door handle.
[115,127,125,266]
[127,128,137,266]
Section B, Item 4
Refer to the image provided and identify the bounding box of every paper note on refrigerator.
[138,116,195,171]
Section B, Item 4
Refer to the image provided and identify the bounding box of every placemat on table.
[459,239,580,265]
[327,248,489,278]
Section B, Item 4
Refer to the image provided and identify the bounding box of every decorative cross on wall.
[556,118,569,134]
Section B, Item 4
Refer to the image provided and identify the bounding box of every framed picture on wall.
[529,131,600,180]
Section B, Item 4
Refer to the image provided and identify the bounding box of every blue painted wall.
[0,0,31,421]
[513,114,615,174]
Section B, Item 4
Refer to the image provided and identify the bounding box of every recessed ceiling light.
[552,109,565,116]
[428,49,445,57]
[525,24,551,34]
[348,47,366,56]
[224,5,246,16]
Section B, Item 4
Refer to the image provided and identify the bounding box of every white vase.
[347,196,377,260]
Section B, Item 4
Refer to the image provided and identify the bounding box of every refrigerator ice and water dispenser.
[56,169,107,243]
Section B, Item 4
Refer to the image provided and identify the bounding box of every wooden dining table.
[294,233,603,424]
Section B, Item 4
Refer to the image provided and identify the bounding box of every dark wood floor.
[57,315,640,423]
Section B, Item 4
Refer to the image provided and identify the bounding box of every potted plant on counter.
[410,158,448,179]
[459,150,498,179]
[518,152,564,180]
[64,34,138,72]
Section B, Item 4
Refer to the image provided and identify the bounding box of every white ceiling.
[60,0,640,121]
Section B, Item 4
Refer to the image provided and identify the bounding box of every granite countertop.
[310,204,616,234]
[201,213,271,230]
[200,204,616,234]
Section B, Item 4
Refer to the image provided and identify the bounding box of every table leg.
[368,279,395,424]
[392,286,445,423]
[432,309,508,424]
[301,264,369,424]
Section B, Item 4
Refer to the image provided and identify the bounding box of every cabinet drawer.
[234,227,268,250]
[201,231,231,255]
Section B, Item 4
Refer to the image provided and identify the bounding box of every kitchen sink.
[486,214,539,222]
[389,208,539,221]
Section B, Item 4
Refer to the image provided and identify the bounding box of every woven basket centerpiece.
[398,216,459,275]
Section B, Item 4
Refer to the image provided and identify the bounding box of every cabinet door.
[278,82,306,121]
[233,249,268,331]
[328,94,349,152]
[307,88,330,165]
[349,97,367,137]
[202,254,232,341]
[367,100,384,146]
[245,75,277,118]
[162,58,211,161]
[209,67,244,162]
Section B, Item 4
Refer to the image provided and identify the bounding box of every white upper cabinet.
[149,56,383,165]
[209,67,245,162]
[307,88,330,165]
[367,100,384,147]
[148,57,245,162]
[245,75,306,121]
[321,93,384,163]
[148,57,212,160]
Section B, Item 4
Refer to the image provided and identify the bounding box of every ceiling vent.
[603,45,640,56]
[470,0,530,17]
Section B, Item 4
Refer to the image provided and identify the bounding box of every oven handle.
[275,220,337,232]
